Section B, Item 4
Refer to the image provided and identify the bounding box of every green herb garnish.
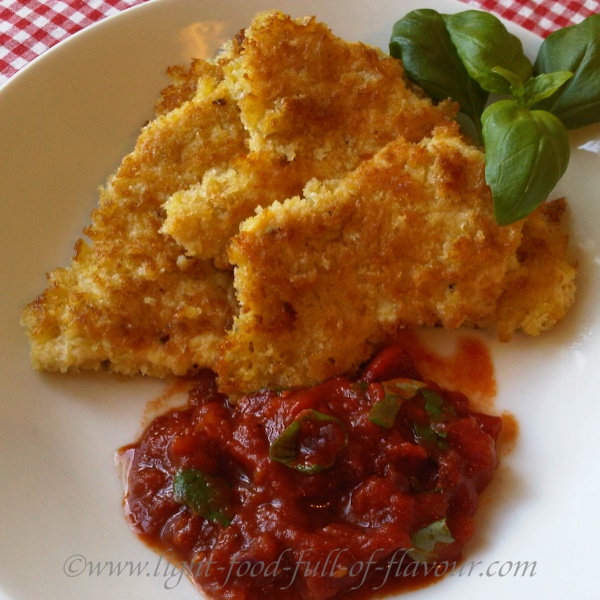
[482,99,570,224]
[413,422,446,443]
[409,518,455,563]
[422,388,454,418]
[390,10,600,225]
[368,378,426,428]
[389,9,488,141]
[269,409,347,474]
[533,14,600,129]
[411,389,456,448]
[172,468,232,527]
[442,10,533,95]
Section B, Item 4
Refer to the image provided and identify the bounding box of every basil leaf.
[522,71,573,108]
[413,422,447,444]
[413,422,450,449]
[422,388,455,418]
[383,379,427,398]
[369,394,400,429]
[443,10,533,94]
[533,14,600,129]
[491,68,573,109]
[269,409,347,474]
[369,378,426,428]
[411,389,455,449]
[173,468,232,527]
[409,518,455,562]
[482,100,570,225]
[390,9,488,136]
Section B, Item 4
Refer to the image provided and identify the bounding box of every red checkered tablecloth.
[1,0,599,87]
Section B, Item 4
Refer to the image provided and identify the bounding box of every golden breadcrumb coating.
[216,123,576,393]
[163,152,306,269]
[154,58,218,116]
[21,52,244,376]
[470,198,577,340]
[21,10,577,388]
[162,11,455,265]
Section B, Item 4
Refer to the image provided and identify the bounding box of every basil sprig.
[172,468,232,527]
[390,11,600,226]
[269,409,348,474]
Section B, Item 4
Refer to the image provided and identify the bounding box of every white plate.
[1,0,599,599]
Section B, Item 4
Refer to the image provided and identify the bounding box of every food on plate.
[217,122,575,393]
[119,345,503,600]
[21,10,576,393]
[19,7,583,600]
[20,10,452,377]
[162,11,455,267]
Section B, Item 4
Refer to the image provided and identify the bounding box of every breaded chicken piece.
[22,12,577,386]
[470,198,576,340]
[228,12,453,154]
[154,58,218,116]
[162,11,455,265]
[21,54,244,376]
[163,152,307,269]
[217,123,576,393]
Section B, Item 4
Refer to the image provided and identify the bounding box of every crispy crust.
[470,198,577,340]
[22,10,577,388]
[216,124,576,393]
[21,48,244,376]
[161,11,456,266]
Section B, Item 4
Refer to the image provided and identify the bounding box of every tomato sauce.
[119,343,502,600]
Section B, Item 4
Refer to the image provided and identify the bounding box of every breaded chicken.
[162,11,455,265]
[217,123,576,393]
[21,52,244,376]
[22,11,577,387]
[163,152,307,269]
[154,58,216,116]
[470,198,576,340]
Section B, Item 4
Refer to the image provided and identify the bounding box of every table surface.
[1,0,599,86]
